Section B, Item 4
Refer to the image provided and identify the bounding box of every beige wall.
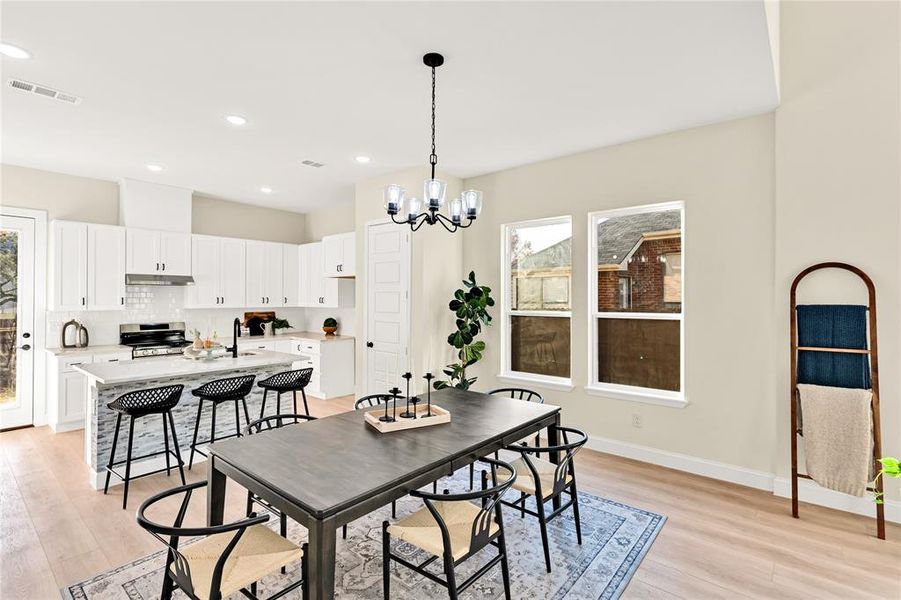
[1,164,306,243]
[192,194,305,243]
[353,166,463,397]
[775,1,900,497]
[1,164,119,224]
[303,201,355,242]
[463,114,778,473]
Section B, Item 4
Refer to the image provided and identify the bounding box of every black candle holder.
[409,395,420,419]
[400,372,416,418]
[423,372,435,417]
[381,387,401,423]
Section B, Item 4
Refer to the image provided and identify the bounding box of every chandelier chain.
[430,65,437,179]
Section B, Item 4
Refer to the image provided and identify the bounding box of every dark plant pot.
[322,326,337,336]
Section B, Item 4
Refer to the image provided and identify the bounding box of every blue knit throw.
[797,305,871,389]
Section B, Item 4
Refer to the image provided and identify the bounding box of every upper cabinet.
[126,228,191,276]
[301,242,353,308]
[51,221,125,311]
[186,235,246,308]
[245,241,284,307]
[322,232,355,278]
[282,244,300,306]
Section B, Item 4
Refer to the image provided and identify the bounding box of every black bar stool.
[188,374,255,469]
[257,368,314,420]
[103,384,186,510]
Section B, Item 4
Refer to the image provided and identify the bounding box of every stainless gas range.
[120,322,191,358]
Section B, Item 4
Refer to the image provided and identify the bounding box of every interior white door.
[87,224,125,310]
[159,231,191,276]
[0,215,35,429]
[52,221,87,310]
[189,235,221,308]
[282,244,299,306]
[365,222,410,394]
[126,228,161,274]
[219,238,246,307]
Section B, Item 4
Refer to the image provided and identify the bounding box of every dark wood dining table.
[206,387,561,600]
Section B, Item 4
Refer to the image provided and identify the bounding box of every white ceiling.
[1,1,778,214]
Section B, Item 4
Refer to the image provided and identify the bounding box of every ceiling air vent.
[301,160,325,168]
[7,78,82,104]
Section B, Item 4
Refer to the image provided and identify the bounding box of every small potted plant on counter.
[322,317,338,336]
[271,317,293,335]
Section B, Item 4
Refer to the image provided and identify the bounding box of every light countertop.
[46,344,132,357]
[73,350,296,385]
[236,331,354,343]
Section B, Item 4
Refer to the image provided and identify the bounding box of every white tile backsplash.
[46,285,342,347]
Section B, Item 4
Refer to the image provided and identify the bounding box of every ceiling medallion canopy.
[383,52,483,232]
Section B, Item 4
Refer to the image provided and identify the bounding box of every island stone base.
[87,363,296,489]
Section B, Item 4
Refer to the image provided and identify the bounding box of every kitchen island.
[75,350,297,489]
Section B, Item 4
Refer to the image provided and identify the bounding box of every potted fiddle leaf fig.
[434,271,494,390]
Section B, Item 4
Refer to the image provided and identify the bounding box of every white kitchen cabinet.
[245,241,283,307]
[187,235,246,308]
[47,349,132,432]
[50,221,88,310]
[292,336,354,399]
[87,224,127,310]
[126,228,191,275]
[322,232,355,277]
[281,244,300,306]
[51,221,126,311]
[302,242,341,307]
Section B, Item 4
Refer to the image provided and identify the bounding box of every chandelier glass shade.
[384,52,483,232]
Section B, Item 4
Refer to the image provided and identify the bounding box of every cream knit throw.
[797,383,874,497]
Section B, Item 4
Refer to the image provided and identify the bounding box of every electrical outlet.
[632,414,643,428]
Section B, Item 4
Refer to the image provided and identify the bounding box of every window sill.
[497,372,574,392]
[584,385,688,408]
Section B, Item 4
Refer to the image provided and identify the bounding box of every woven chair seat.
[498,449,572,500]
[192,375,256,401]
[172,523,301,600]
[388,500,499,561]
[107,385,183,416]
[258,368,313,392]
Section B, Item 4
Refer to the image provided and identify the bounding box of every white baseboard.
[586,435,900,524]
[49,420,85,434]
[773,477,901,523]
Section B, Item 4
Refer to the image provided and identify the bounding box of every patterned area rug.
[63,475,664,600]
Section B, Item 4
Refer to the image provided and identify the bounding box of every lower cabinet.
[236,335,354,399]
[47,349,132,432]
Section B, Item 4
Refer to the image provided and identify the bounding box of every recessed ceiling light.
[0,43,30,60]
[355,156,371,164]
[260,186,273,194]
[146,164,165,172]
[225,114,247,126]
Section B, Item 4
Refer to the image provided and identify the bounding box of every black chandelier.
[383,52,483,233]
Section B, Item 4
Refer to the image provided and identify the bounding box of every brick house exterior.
[598,234,682,313]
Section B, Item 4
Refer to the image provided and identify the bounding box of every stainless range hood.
[125,273,195,286]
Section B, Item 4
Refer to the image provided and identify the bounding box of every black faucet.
[226,317,241,358]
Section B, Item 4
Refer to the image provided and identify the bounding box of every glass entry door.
[0,215,35,430]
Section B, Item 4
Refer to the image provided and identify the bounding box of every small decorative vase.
[322,326,337,336]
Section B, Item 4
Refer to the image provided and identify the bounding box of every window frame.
[499,215,573,391]
[585,201,687,408]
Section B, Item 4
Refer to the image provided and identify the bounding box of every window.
[589,202,684,405]
[502,217,572,386]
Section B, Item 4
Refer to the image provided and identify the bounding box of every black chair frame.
[258,368,314,420]
[500,426,587,573]
[382,457,517,600]
[464,387,546,488]
[188,375,255,469]
[103,384,186,510]
[137,481,307,600]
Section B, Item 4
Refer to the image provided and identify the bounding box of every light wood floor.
[2,395,899,599]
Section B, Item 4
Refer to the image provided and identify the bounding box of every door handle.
[366,341,374,348]
[156,263,160,271]
[18,344,31,351]
[22,332,30,339]
[162,263,166,271]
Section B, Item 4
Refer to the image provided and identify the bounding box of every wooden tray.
[364,403,451,433]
